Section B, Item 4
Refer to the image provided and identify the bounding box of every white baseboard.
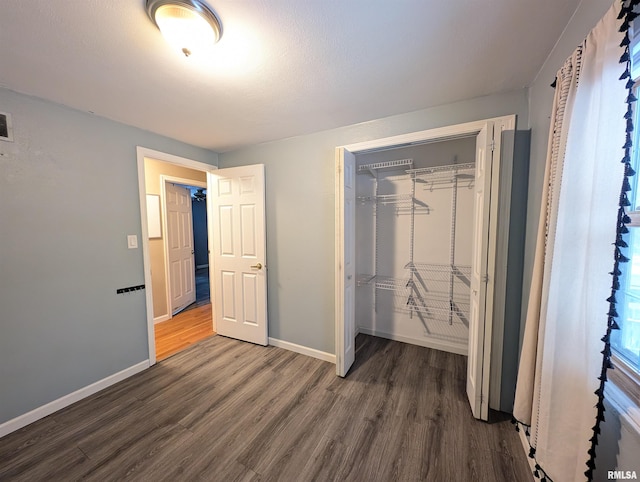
[196,264,209,269]
[358,327,468,356]
[0,360,150,439]
[153,314,171,324]
[268,337,336,364]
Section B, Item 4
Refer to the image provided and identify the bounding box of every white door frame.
[334,115,515,411]
[136,147,217,366]
[161,175,206,317]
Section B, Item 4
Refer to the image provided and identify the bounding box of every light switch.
[127,235,138,249]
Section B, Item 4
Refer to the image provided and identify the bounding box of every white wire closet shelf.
[357,275,415,293]
[364,277,470,322]
[357,193,416,207]
[406,295,470,320]
[358,158,413,173]
[405,262,471,282]
[358,274,468,298]
[408,162,475,188]
[406,162,475,177]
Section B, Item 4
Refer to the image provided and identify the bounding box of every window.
[614,215,640,372]
[611,35,640,402]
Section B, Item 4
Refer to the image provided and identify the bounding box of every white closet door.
[336,148,356,377]
[467,123,494,421]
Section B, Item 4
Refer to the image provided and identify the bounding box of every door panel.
[240,205,257,256]
[336,148,356,377]
[467,123,494,421]
[166,183,196,314]
[210,164,268,346]
[242,273,258,325]
[219,206,234,256]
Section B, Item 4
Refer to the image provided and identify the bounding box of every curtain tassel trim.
[586,1,640,480]
[510,417,555,481]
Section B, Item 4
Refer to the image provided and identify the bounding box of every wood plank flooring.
[0,334,532,481]
[155,303,215,361]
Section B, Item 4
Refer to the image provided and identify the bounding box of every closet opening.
[336,116,523,421]
[354,137,476,356]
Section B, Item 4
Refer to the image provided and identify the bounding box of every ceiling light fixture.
[192,188,206,202]
[146,0,223,58]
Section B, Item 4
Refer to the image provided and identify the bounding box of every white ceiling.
[0,0,580,152]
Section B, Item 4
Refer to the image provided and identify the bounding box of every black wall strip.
[116,284,146,294]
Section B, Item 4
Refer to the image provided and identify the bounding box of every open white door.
[165,182,196,314]
[335,148,356,376]
[209,164,268,346]
[467,123,494,420]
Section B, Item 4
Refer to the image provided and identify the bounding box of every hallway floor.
[155,303,214,361]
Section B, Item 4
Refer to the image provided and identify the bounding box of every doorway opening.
[335,116,518,421]
[155,179,213,360]
[137,147,217,365]
[137,148,269,365]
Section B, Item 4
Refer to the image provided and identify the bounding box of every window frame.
[611,77,640,405]
[610,353,640,405]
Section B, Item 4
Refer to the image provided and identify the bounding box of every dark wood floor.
[0,335,532,481]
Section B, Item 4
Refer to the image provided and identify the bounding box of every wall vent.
[0,112,14,142]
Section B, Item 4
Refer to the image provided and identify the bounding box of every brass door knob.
[251,263,263,270]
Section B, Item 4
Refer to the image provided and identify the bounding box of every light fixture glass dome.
[146,0,222,57]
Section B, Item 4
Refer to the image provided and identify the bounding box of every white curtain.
[513,3,626,481]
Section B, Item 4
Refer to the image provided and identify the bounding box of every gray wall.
[0,87,218,424]
[524,0,640,474]
[219,89,528,354]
